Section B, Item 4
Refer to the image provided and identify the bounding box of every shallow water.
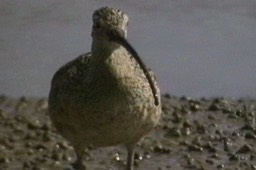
[1,0,256,98]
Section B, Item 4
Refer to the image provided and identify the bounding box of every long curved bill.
[107,29,159,106]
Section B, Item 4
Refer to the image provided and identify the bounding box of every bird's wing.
[148,69,161,104]
[50,52,92,90]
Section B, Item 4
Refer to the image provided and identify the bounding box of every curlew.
[48,7,161,170]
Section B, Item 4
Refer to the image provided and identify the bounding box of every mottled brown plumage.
[48,7,161,170]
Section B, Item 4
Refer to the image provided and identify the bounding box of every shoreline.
[0,95,255,169]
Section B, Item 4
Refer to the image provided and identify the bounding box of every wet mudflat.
[0,95,255,170]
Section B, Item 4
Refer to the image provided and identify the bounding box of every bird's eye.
[94,23,101,29]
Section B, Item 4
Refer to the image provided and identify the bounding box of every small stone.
[223,140,233,152]
[183,120,192,128]
[236,144,252,154]
[229,154,240,161]
[165,128,182,137]
[27,121,41,130]
[208,104,220,111]
[152,144,172,154]
[205,159,214,165]
[210,153,219,159]
[62,153,72,162]
[240,124,255,131]
[204,142,217,153]
[51,152,62,161]
[143,151,151,159]
[188,144,203,152]
[34,144,48,152]
[244,132,256,139]
[113,152,121,161]
[190,104,201,112]
[217,164,224,169]
[251,164,256,170]
[0,157,10,164]
[54,141,70,150]
[232,131,241,137]
[134,152,143,161]
[222,108,233,114]
[183,127,191,136]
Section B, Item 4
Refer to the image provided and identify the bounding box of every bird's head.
[91,7,159,106]
[92,7,129,41]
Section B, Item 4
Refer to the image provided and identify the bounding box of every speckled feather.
[49,47,161,146]
[48,7,161,170]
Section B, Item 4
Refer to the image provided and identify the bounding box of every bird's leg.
[72,145,86,170]
[126,143,136,170]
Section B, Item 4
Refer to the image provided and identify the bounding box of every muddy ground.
[0,94,255,170]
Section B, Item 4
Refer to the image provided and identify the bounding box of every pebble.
[236,144,252,154]
[244,132,256,139]
[152,144,172,154]
[165,127,182,137]
[187,144,204,152]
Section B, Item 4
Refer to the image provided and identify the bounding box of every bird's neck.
[91,39,120,59]
[90,39,134,80]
